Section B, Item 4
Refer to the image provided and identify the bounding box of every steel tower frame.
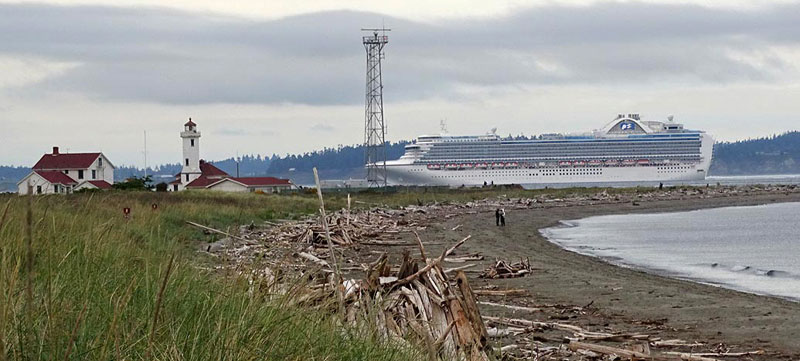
[362,29,390,188]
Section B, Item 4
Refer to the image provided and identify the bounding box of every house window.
[36,185,42,194]
[98,157,103,167]
[185,158,189,166]
[92,170,96,179]
[63,170,68,175]
[78,170,84,179]
[191,139,195,147]
[54,184,60,193]
[185,174,189,181]
[173,184,178,191]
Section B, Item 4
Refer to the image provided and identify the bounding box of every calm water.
[541,202,800,300]
[522,173,800,189]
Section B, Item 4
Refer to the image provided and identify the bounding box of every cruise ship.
[383,114,714,187]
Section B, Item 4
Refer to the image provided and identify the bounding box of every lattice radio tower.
[362,28,390,188]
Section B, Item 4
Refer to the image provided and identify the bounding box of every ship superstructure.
[383,114,714,187]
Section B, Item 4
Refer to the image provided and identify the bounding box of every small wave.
[557,220,579,228]
[756,269,793,278]
[731,265,751,272]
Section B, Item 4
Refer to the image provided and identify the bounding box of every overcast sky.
[2,0,800,167]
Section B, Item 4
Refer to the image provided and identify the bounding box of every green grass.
[0,186,665,360]
[0,191,417,360]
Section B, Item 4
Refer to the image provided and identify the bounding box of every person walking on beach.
[495,208,501,226]
[500,208,506,227]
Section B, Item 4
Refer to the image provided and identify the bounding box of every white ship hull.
[386,162,708,188]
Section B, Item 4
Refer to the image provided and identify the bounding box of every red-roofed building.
[18,147,116,195]
[205,177,294,193]
[170,160,230,191]
[169,119,294,193]
[75,180,114,191]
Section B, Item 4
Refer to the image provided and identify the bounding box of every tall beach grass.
[0,191,414,360]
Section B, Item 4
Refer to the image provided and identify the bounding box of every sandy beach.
[415,191,800,359]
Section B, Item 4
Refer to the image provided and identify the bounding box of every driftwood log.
[479,258,531,279]
[569,341,725,361]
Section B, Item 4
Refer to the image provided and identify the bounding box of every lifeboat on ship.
[427,164,441,170]
[460,163,474,169]
[589,160,602,166]
[622,159,636,166]
[604,159,619,166]
[637,159,650,165]
[491,162,505,169]
[573,161,586,166]
[559,161,572,167]
[505,162,519,169]
[475,163,488,169]
[445,163,459,170]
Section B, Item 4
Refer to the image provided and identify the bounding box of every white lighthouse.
[180,118,201,185]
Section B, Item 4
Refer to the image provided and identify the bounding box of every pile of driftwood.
[481,312,766,360]
[294,235,491,361]
[479,259,531,279]
[280,209,423,247]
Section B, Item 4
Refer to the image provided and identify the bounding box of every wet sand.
[417,191,800,358]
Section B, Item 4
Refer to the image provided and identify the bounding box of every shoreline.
[540,209,800,304]
[421,190,800,358]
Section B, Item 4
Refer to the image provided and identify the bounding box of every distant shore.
[419,190,800,359]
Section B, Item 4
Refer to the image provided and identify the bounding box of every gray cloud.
[1,2,799,105]
[309,123,335,132]
[216,128,277,137]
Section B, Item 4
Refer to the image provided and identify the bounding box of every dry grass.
[0,191,416,360]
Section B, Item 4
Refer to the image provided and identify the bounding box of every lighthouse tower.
[180,118,201,185]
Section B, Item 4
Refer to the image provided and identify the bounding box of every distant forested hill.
[266,142,409,185]
[115,155,272,180]
[0,166,33,193]
[710,131,800,175]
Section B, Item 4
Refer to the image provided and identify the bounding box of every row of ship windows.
[432,134,700,145]
[426,149,701,156]
[419,155,700,163]
[430,171,605,179]
[657,166,692,173]
[426,170,606,178]
[427,150,701,157]
[426,136,701,143]
[423,156,701,162]
[435,143,702,149]
[432,141,701,147]
[434,143,702,150]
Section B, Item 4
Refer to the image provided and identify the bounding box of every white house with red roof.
[17,147,115,195]
[168,119,294,193]
[205,177,294,193]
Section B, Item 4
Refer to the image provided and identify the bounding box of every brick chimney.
[52,146,59,155]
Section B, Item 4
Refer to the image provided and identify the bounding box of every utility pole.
[362,28,390,188]
[143,130,148,179]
